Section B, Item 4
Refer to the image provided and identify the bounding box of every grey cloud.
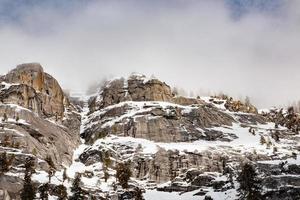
[0,0,299,108]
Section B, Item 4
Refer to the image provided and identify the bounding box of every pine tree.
[116,162,132,189]
[237,163,262,200]
[55,184,68,200]
[204,196,214,200]
[16,114,20,123]
[2,113,8,122]
[62,168,67,182]
[2,135,12,147]
[102,151,111,182]
[134,187,144,200]
[0,152,14,173]
[21,157,36,200]
[39,183,49,200]
[273,146,278,154]
[45,155,56,185]
[69,173,85,200]
[103,166,109,183]
[260,135,266,145]
[102,151,112,168]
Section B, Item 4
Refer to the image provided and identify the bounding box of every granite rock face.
[83,101,235,144]
[78,74,300,199]
[84,75,236,144]
[0,63,81,165]
[0,63,81,197]
[0,84,43,115]
[89,74,175,111]
[3,63,65,118]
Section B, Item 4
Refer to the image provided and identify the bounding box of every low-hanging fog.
[0,0,299,108]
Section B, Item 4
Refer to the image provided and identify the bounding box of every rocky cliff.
[0,63,81,198]
[3,63,66,118]
[1,69,300,200]
[76,74,300,199]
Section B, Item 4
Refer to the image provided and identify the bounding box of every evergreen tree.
[134,187,144,200]
[69,173,85,200]
[38,183,49,200]
[103,166,109,183]
[2,135,13,147]
[102,151,111,182]
[116,161,132,189]
[0,152,14,173]
[21,157,36,200]
[15,114,20,123]
[204,196,214,200]
[237,163,262,200]
[62,168,67,182]
[55,184,68,200]
[2,113,8,122]
[45,155,56,186]
[273,132,280,142]
[260,135,266,145]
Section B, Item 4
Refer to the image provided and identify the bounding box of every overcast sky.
[0,0,299,108]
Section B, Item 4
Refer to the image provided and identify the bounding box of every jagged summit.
[89,74,206,114]
[2,63,67,118]
[15,62,43,71]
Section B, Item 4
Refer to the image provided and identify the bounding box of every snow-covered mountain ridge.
[0,64,300,200]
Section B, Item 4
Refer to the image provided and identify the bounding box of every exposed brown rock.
[127,75,173,102]
[90,75,174,110]
[224,99,257,114]
[0,84,43,116]
[3,63,65,118]
[0,104,80,168]
[172,96,204,106]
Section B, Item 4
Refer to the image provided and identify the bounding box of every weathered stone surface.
[89,74,174,111]
[83,102,235,144]
[191,174,215,187]
[0,189,11,200]
[224,99,257,114]
[127,75,173,102]
[3,63,65,118]
[0,104,80,167]
[262,107,300,133]
[0,175,22,199]
[0,64,82,199]
[172,96,204,106]
[0,84,43,116]
[206,95,258,114]
[264,187,300,200]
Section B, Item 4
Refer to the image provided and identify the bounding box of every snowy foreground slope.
[1,67,300,200]
[73,98,299,199]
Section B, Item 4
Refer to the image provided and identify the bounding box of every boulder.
[191,174,215,187]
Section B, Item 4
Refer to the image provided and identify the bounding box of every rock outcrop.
[0,63,81,198]
[261,107,300,133]
[2,68,300,200]
[3,63,65,118]
[84,74,238,144]
[82,101,235,144]
[90,74,176,111]
[77,74,300,200]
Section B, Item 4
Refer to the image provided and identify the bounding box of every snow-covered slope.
[70,75,300,200]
